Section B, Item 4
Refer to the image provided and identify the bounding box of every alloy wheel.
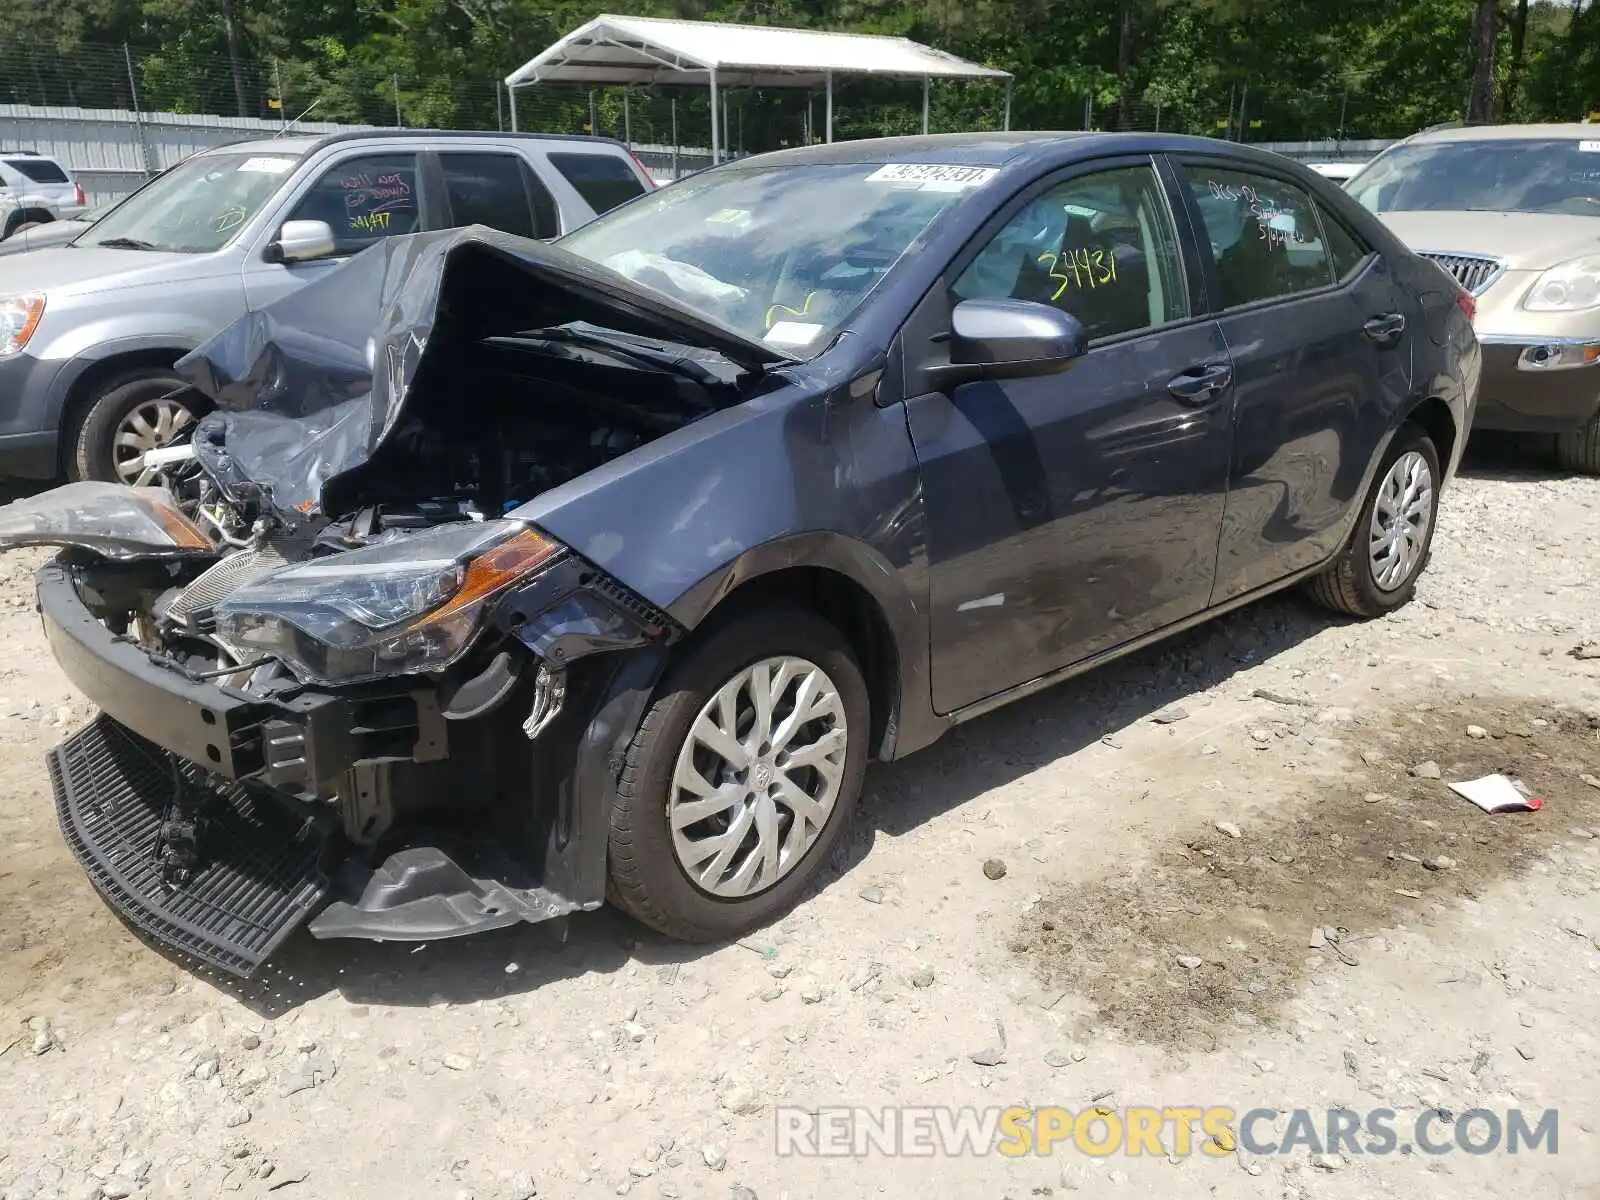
[113,396,195,486]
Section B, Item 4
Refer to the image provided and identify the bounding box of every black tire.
[1555,411,1600,475]
[70,369,195,483]
[607,605,871,942]
[1306,421,1442,618]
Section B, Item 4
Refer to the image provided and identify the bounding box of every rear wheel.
[607,606,870,942]
[1555,411,1600,475]
[1306,422,1441,618]
[71,369,200,484]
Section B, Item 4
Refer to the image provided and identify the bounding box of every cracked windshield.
[559,161,987,354]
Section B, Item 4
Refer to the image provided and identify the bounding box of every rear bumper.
[1474,339,1600,433]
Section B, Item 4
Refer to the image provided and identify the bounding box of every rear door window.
[1318,206,1371,281]
[3,157,70,184]
[438,152,557,239]
[546,152,647,215]
[287,152,420,255]
[1182,165,1335,308]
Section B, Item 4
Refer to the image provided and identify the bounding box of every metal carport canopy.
[503,14,1014,163]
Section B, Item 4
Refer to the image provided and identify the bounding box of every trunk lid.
[178,225,788,519]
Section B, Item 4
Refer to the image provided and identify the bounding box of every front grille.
[49,717,331,977]
[1418,252,1504,296]
[167,541,291,622]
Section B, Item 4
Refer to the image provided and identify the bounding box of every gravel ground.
[3,441,1600,1200]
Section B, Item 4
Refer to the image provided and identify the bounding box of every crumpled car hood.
[178,224,787,519]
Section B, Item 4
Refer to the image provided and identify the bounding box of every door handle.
[1167,363,1234,405]
[1364,312,1407,345]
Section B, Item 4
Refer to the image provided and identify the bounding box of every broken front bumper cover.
[38,560,446,787]
[51,717,335,976]
[38,555,672,976]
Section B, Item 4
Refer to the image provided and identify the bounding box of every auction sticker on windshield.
[865,164,999,189]
[238,157,297,174]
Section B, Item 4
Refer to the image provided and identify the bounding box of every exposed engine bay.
[84,327,733,697]
[2,227,782,974]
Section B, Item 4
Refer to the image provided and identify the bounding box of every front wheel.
[607,606,870,942]
[70,369,199,484]
[1555,410,1600,475]
[1306,422,1442,618]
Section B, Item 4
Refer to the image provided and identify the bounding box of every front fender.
[518,376,938,758]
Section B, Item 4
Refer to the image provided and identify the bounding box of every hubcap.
[668,655,849,898]
[113,396,195,486]
[1368,450,1434,592]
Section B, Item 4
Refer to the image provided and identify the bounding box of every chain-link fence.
[2,35,1423,202]
[1,36,1451,141]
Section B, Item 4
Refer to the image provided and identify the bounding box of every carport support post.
[1003,77,1013,131]
[508,83,518,132]
[826,70,834,143]
[623,87,632,148]
[922,75,930,135]
[709,69,721,163]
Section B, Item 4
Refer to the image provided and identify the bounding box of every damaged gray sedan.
[0,133,1477,975]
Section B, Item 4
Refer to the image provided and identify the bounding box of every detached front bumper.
[38,560,446,976]
[1474,337,1600,433]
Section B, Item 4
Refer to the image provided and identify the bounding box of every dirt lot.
[4,442,1600,1200]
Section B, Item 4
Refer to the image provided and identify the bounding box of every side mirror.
[928,298,1088,387]
[266,219,337,264]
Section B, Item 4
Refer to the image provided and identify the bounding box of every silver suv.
[0,151,89,238]
[0,131,652,483]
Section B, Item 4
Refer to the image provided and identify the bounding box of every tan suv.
[1347,123,1600,472]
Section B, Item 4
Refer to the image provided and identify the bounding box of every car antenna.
[273,98,324,139]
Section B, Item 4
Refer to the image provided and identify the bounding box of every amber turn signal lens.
[415,528,563,628]
[130,491,212,551]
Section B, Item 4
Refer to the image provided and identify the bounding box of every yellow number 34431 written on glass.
[1036,246,1117,301]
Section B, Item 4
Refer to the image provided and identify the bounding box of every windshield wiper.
[90,236,160,251]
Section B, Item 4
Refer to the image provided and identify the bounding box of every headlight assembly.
[1524,256,1600,312]
[214,521,564,685]
[0,292,46,357]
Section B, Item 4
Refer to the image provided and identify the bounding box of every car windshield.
[1349,138,1600,216]
[557,161,984,355]
[80,150,303,253]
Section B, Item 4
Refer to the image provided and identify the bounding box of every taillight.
[626,150,656,189]
[1454,285,1476,325]
[73,183,86,206]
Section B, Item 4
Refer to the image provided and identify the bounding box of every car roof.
[0,150,71,165]
[727,130,1307,172]
[197,129,636,160]
[1406,122,1600,144]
